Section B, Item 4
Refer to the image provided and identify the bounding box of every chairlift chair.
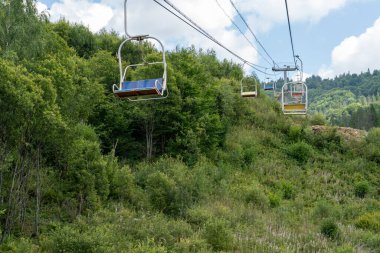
[112,0,168,101]
[263,77,275,91]
[282,81,307,115]
[264,83,274,91]
[241,75,258,98]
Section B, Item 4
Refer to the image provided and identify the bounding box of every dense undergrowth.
[0,1,380,252]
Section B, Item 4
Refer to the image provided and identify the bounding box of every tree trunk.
[33,147,41,237]
[145,119,154,160]
[1,147,31,242]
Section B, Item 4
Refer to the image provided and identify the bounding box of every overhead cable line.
[284,0,297,67]
[153,0,275,75]
[215,0,273,67]
[159,0,266,70]
[152,0,209,40]
[229,0,278,68]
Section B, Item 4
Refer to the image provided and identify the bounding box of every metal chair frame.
[112,0,168,101]
[281,81,308,115]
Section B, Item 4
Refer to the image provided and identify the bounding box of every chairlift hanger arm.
[295,55,303,81]
[124,0,149,38]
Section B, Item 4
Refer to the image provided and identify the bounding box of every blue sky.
[37,0,380,80]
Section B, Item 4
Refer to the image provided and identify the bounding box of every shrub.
[365,143,380,164]
[242,145,257,167]
[320,219,340,239]
[281,181,296,200]
[139,158,204,217]
[268,192,281,208]
[244,186,269,209]
[120,213,194,249]
[334,244,355,253]
[131,239,168,253]
[355,212,380,233]
[367,127,380,146]
[203,219,233,251]
[287,142,313,163]
[0,238,38,253]
[306,127,342,151]
[288,125,302,141]
[313,201,339,220]
[41,226,102,253]
[354,181,370,198]
[146,172,178,215]
[186,207,213,226]
[173,234,209,252]
[310,113,327,126]
[110,165,135,201]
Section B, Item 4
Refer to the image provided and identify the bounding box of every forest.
[0,1,380,252]
[307,72,380,130]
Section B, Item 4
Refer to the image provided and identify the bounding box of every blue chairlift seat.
[264,84,274,91]
[114,78,163,98]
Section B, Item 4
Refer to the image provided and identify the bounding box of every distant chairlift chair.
[263,83,274,91]
[241,76,258,98]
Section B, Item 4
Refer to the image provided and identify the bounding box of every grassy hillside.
[2,94,380,252]
[0,2,379,252]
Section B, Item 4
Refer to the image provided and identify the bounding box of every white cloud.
[37,0,349,71]
[319,16,380,78]
[36,2,48,14]
[47,0,113,33]
[238,0,349,33]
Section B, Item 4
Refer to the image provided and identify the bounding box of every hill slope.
[0,2,380,252]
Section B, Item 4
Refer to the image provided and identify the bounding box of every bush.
[367,127,380,146]
[173,234,209,252]
[186,207,213,226]
[320,219,340,239]
[0,238,38,253]
[41,226,102,253]
[203,219,233,251]
[287,142,313,163]
[334,244,355,253]
[146,172,178,215]
[310,113,327,126]
[242,145,257,167]
[244,186,269,209]
[281,181,296,200]
[268,192,281,208]
[110,165,135,201]
[306,127,342,151]
[288,125,302,141]
[355,212,380,233]
[313,201,339,220]
[139,158,204,217]
[365,143,380,164]
[120,213,194,249]
[131,239,168,253]
[354,181,370,198]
